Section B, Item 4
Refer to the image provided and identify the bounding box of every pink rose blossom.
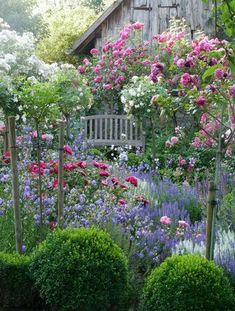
[214,68,225,79]
[103,84,113,90]
[125,176,138,187]
[176,58,185,68]
[178,220,189,228]
[90,48,99,55]
[132,22,144,30]
[196,95,206,107]
[160,216,172,225]
[170,136,178,144]
[99,170,110,177]
[63,145,73,155]
[180,73,192,87]
[228,85,235,98]
[78,66,86,74]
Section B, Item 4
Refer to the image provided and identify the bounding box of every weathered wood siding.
[95,0,214,50]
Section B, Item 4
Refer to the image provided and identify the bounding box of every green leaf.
[202,64,223,81]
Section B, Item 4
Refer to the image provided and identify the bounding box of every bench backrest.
[81,115,145,148]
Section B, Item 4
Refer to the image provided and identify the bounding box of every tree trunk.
[36,122,43,234]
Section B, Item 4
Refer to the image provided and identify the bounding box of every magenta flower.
[99,171,110,177]
[214,68,225,79]
[160,216,172,225]
[125,176,138,187]
[103,84,113,90]
[90,48,99,55]
[196,95,206,107]
[118,199,127,205]
[228,85,235,98]
[132,22,144,29]
[176,58,185,68]
[63,145,73,155]
[78,66,86,74]
[178,220,189,228]
[180,73,192,87]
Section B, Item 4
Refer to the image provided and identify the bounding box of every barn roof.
[71,0,124,54]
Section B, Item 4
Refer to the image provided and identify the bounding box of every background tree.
[0,0,45,38]
[36,6,96,64]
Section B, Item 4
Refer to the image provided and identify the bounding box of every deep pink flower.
[63,145,73,155]
[176,58,185,68]
[178,158,187,166]
[103,84,113,90]
[228,85,235,98]
[118,199,127,205]
[90,48,99,55]
[52,179,67,188]
[180,73,192,87]
[160,216,172,225]
[94,75,103,83]
[125,176,138,187]
[132,22,144,29]
[99,170,110,177]
[178,220,189,228]
[196,95,206,107]
[111,177,120,185]
[116,75,125,84]
[170,136,178,144]
[214,68,225,79]
[78,66,86,74]
[83,58,90,65]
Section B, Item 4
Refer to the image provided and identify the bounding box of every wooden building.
[71,0,214,55]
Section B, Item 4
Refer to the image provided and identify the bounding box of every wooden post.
[3,118,9,153]
[58,121,65,227]
[206,181,217,260]
[8,116,22,254]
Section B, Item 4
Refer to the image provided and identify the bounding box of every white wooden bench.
[81,115,145,149]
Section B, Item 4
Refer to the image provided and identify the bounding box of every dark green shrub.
[0,252,40,308]
[142,254,235,311]
[30,227,129,311]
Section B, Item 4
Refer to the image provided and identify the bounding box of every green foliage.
[36,7,96,64]
[30,227,129,310]
[18,79,60,124]
[81,0,105,13]
[142,254,235,311]
[127,152,151,167]
[219,188,235,230]
[0,0,45,37]
[0,252,40,308]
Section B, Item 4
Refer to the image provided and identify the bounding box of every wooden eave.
[71,0,124,54]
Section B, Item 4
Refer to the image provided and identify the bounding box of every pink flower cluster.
[165,136,178,148]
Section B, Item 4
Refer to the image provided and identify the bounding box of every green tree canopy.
[36,6,96,64]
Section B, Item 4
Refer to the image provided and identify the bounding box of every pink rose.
[132,22,144,30]
[178,220,189,228]
[103,84,113,90]
[214,68,225,79]
[170,136,178,145]
[99,170,110,177]
[228,85,235,98]
[125,176,138,187]
[118,199,127,205]
[180,73,192,87]
[176,58,185,68]
[63,145,73,155]
[160,216,172,225]
[196,95,206,107]
[78,66,86,74]
[94,75,103,83]
[90,48,99,55]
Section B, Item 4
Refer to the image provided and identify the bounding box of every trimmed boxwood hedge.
[0,252,40,309]
[142,254,235,311]
[30,227,129,310]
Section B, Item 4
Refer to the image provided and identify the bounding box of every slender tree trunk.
[36,122,43,233]
[65,114,71,141]
[8,116,22,253]
[4,117,9,153]
[210,103,225,260]
[58,121,65,228]
[151,117,157,167]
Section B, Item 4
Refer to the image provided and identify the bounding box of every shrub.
[30,227,129,311]
[0,252,40,308]
[142,254,235,311]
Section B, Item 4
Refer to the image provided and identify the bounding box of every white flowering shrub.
[121,76,169,119]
